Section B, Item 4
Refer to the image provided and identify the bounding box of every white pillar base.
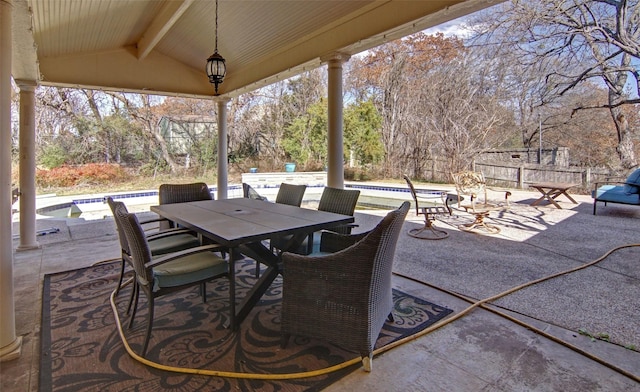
[16,242,40,251]
[0,336,22,362]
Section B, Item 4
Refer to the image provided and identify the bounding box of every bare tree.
[420,57,514,174]
[106,92,181,173]
[350,33,469,178]
[349,33,515,179]
[471,0,640,169]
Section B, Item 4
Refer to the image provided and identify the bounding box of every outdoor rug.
[41,259,453,392]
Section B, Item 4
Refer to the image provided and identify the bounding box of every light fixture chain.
[215,0,219,52]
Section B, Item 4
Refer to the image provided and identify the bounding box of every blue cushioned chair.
[592,168,640,215]
[283,186,361,255]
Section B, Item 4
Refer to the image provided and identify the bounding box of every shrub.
[39,144,68,169]
[36,163,128,188]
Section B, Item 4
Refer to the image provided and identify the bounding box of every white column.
[323,53,350,189]
[216,98,230,200]
[0,0,23,362]
[16,80,39,251]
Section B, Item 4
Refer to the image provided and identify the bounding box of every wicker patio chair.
[451,171,511,234]
[403,175,450,240]
[255,183,307,276]
[242,183,268,201]
[274,182,306,206]
[280,201,410,372]
[113,202,228,357]
[106,197,200,298]
[302,186,361,254]
[158,182,213,229]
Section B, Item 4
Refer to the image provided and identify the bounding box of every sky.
[423,17,473,38]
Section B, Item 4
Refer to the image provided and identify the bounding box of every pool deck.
[3,182,640,391]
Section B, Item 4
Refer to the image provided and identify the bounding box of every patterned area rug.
[41,260,453,392]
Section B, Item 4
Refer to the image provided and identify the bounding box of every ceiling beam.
[137,0,194,60]
[11,0,39,81]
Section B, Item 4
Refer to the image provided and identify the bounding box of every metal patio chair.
[403,175,450,240]
[106,197,200,297]
[113,202,228,357]
[451,171,510,234]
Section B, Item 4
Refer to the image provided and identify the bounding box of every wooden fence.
[473,161,612,194]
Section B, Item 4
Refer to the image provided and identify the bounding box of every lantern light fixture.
[206,0,226,94]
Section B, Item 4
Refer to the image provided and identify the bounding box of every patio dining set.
[107,181,409,372]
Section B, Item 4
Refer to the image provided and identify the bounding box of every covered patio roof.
[11,0,494,98]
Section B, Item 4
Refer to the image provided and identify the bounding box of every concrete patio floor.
[1,185,639,391]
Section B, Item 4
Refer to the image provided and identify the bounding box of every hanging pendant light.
[206,0,226,94]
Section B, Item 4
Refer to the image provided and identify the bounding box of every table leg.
[235,263,279,326]
[225,241,281,330]
[224,247,237,330]
[545,191,562,208]
[531,188,562,209]
[558,190,578,204]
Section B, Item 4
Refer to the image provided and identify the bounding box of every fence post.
[518,166,525,189]
[583,167,591,189]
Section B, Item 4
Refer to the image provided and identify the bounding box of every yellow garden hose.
[106,244,640,382]
[109,279,361,379]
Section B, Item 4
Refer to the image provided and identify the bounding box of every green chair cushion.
[148,233,200,255]
[153,252,227,291]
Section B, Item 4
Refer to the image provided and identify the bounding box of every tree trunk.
[83,90,110,163]
[613,112,637,169]
[608,54,637,170]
